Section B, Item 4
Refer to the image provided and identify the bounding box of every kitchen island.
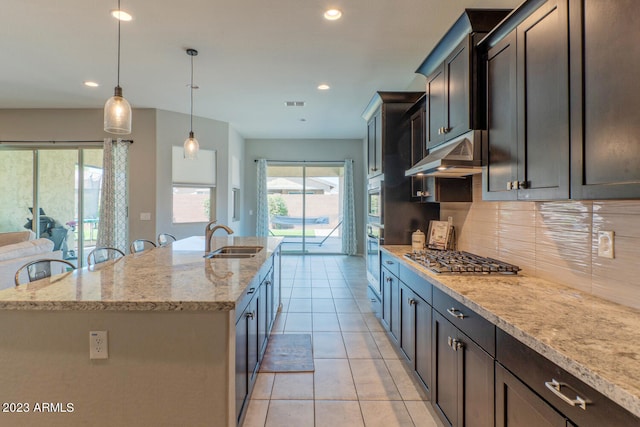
[0,236,282,427]
[381,245,640,424]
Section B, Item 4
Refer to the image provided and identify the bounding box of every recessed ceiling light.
[84,81,99,87]
[111,9,132,21]
[317,84,330,91]
[324,9,342,20]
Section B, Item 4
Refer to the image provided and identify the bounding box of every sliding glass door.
[0,147,103,267]
[267,163,343,254]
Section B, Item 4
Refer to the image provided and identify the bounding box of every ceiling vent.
[285,101,305,107]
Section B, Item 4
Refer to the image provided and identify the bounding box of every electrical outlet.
[597,231,615,259]
[89,331,108,359]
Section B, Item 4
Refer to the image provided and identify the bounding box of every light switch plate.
[597,231,614,259]
[140,212,151,221]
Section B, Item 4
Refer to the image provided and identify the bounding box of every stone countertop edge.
[0,236,282,313]
[381,245,640,419]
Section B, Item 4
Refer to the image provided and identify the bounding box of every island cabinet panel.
[432,310,494,427]
[482,0,570,201]
[399,282,432,392]
[570,0,640,198]
[235,284,261,424]
[496,362,567,427]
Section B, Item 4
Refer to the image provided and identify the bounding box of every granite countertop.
[382,245,640,419]
[0,236,282,312]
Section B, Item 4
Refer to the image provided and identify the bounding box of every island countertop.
[382,245,640,419]
[0,236,282,312]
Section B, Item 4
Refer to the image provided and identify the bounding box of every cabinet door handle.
[245,311,255,319]
[447,336,463,351]
[446,307,466,319]
[385,260,394,265]
[247,287,256,294]
[442,127,450,134]
[265,281,271,286]
[507,181,513,190]
[408,298,416,306]
[518,181,529,189]
[544,379,590,410]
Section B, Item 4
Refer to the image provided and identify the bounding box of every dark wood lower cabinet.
[432,310,494,427]
[399,283,432,391]
[496,362,567,427]
[380,268,392,331]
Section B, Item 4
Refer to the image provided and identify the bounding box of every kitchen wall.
[244,138,366,255]
[441,175,640,310]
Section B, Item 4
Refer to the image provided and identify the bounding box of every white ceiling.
[1,0,520,140]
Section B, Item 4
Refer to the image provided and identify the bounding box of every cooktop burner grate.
[404,250,520,275]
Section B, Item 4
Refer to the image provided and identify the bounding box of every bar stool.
[157,233,176,247]
[130,239,157,254]
[15,258,77,286]
[87,247,125,266]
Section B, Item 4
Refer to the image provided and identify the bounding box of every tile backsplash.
[440,176,640,310]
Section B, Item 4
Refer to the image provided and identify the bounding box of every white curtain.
[256,159,269,236]
[97,138,129,253]
[342,159,357,255]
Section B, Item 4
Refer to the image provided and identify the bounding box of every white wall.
[244,138,366,254]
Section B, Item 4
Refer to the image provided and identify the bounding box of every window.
[171,147,216,224]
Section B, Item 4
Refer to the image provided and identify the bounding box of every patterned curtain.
[97,138,129,253]
[342,159,357,255]
[256,159,269,236]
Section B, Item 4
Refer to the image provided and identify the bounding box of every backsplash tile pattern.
[440,176,640,310]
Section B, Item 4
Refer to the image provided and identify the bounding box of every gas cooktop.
[404,249,520,275]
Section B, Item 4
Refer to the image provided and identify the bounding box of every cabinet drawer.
[497,329,639,427]
[381,251,400,277]
[399,263,432,305]
[433,287,495,356]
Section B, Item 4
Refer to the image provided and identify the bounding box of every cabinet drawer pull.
[446,307,466,319]
[247,287,256,294]
[447,336,463,351]
[265,281,271,286]
[385,260,394,265]
[408,298,416,306]
[544,379,589,410]
[245,311,255,319]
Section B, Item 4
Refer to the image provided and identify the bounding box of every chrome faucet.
[205,222,234,252]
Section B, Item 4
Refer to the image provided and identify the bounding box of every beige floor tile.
[334,299,361,313]
[312,298,336,313]
[370,331,403,360]
[338,313,370,332]
[359,401,415,427]
[311,279,331,287]
[285,313,313,332]
[342,332,382,359]
[313,332,347,359]
[265,400,314,427]
[313,313,342,332]
[385,359,428,401]
[294,279,312,288]
[314,359,358,400]
[291,287,313,298]
[356,298,377,314]
[363,313,386,332]
[271,373,314,400]
[404,401,443,427]
[315,400,364,427]
[331,287,354,299]
[251,372,275,399]
[312,288,334,299]
[288,298,312,313]
[242,399,269,427]
[350,359,402,401]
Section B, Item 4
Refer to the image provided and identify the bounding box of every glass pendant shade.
[104,86,132,134]
[184,131,199,160]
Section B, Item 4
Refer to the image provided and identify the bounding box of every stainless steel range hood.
[405,130,484,177]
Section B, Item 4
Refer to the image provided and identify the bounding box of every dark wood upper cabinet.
[482,0,570,201]
[417,10,511,152]
[570,0,640,199]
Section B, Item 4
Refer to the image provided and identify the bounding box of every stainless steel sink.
[204,246,263,259]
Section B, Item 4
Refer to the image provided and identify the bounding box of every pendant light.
[184,48,199,160]
[104,0,132,134]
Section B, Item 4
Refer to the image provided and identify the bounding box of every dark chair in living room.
[87,247,125,266]
[157,233,176,247]
[129,239,156,254]
[15,258,77,286]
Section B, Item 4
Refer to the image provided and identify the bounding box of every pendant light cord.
[117,0,121,87]
[190,53,194,133]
